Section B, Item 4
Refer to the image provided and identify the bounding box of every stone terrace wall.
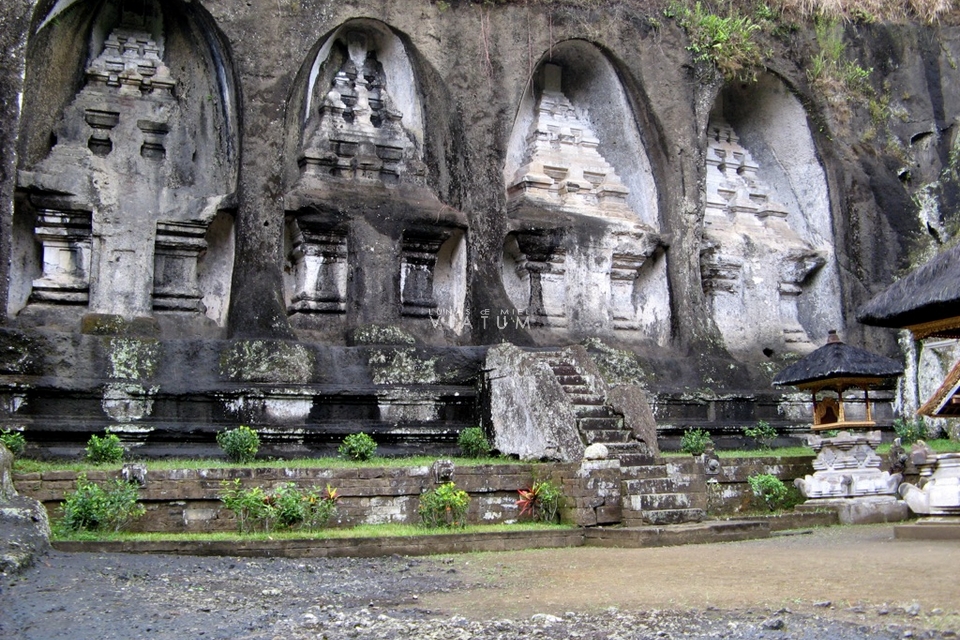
[14,456,829,532]
[15,463,579,532]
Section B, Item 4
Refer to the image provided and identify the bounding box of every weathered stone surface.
[0,444,50,575]
[0,1,955,454]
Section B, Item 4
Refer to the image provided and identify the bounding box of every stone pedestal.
[794,430,908,524]
[898,451,960,516]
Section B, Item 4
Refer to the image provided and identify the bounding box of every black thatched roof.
[773,332,903,388]
[858,243,960,329]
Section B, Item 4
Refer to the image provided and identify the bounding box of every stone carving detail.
[508,64,632,220]
[899,445,960,516]
[795,430,902,499]
[153,221,207,312]
[299,31,423,185]
[400,230,451,317]
[700,117,826,355]
[504,63,666,337]
[287,221,348,315]
[30,206,93,305]
[15,4,233,325]
[512,231,568,328]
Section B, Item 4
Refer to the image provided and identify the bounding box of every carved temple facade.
[0,0,933,456]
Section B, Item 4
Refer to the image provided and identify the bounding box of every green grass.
[14,455,521,475]
[665,439,960,458]
[52,522,572,543]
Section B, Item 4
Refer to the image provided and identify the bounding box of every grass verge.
[52,522,573,543]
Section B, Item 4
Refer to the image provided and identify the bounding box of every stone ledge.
[730,510,839,531]
[51,519,788,558]
[894,520,960,540]
[584,520,771,548]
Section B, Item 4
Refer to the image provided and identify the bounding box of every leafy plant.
[216,425,260,463]
[680,428,713,455]
[747,473,791,511]
[743,420,777,449]
[60,474,145,532]
[339,432,377,461]
[458,427,491,458]
[85,433,124,465]
[418,482,470,528]
[0,428,26,458]
[218,480,340,533]
[516,479,563,523]
[893,418,927,446]
[667,1,764,81]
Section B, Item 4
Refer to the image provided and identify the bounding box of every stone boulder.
[0,444,50,575]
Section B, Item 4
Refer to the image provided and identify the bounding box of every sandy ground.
[2,524,958,639]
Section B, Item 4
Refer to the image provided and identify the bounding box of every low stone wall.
[15,455,831,532]
[14,462,580,533]
[665,455,817,516]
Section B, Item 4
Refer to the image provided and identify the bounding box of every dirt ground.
[2,524,958,639]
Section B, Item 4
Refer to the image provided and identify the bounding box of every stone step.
[622,508,705,526]
[548,362,578,374]
[577,416,624,430]
[622,477,678,495]
[572,404,618,419]
[555,374,586,386]
[567,393,604,405]
[621,463,672,480]
[617,454,660,468]
[582,429,633,444]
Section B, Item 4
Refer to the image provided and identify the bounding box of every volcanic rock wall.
[0,0,957,456]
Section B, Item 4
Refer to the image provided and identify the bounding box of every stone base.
[894,517,960,540]
[796,495,910,525]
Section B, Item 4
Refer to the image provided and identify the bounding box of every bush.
[0,428,26,458]
[747,473,793,511]
[85,433,124,465]
[338,432,377,461]
[516,479,563,523]
[743,420,777,449]
[60,474,145,532]
[418,482,470,528]
[216,425,260,463]
[680,428,713,455]
[218,480,340,533]
[893,418,927,446]
[458,427,491,458]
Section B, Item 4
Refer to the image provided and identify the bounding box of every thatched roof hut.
[857,243,960,339]
[773,331,903,390]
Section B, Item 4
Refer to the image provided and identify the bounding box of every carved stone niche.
[28,199,93,306]
[286,218,348,315]
[400,229,452,318]
[298,29,423,186]
[506,230,568,329]
[153,221,207,312]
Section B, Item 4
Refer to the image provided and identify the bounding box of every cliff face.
[0,0,957,453]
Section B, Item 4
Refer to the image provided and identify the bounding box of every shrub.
[216,425,260,463]
[743,420,777,449]
[680,428,713,455]
[60,474,145,532]
[418,482,470,528]
[0,428,26,458]
[458,427,491,458]
[893,418,927,446]
[338,432,377,461]
[516,479,563,523]
[666,1,764,81]
[747,473,790,511]
[85,433,124,465]
[218,480,340,533]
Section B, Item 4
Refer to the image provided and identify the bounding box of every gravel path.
[1,525,957,639]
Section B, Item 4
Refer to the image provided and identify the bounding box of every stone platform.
[894,518,960,540]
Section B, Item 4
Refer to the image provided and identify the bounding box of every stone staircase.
[535,350,704,526]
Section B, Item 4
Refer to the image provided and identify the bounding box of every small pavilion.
[859,244,960,529]
[773,330,907,523]
[773,330,903,429]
